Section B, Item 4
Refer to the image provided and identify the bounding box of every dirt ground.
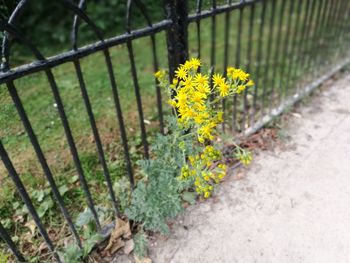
[114,72,350,263]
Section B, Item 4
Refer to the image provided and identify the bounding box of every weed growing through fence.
[157,58,253,198]
[126,58,253,259]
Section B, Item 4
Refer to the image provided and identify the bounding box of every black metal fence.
[0,0,349,261]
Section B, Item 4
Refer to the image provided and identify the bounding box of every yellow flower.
[218,81,230,97]
[234,69,249,81]
[154,70,165,80]
[190,58,201,70]
[189,155,195,165]
[227,67,235,77]
[194,73,209,86]
[194,114,205,125]
[182,76,194,90]
[193,103,206,112]
[176,91,187,106]
[212,73,225,87]
[183,60,192,71]
[198,124,214,140]
[246,79,254,87]
[218,172,225,179]
[175,65,187,79]
[236,85,246,94]
[216,111,224,123]
[237,150,253,165]
[167,99,177,107]
[196,83,211,94]
[192,91,206,104]
[218,163,227,170]
[204,191,210,198]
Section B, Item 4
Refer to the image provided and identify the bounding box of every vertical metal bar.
[305,0,324,78]
[0,221,26,262]
[73,59,120,216]
[333,0,348,54]
[284,0,303,94]
[270,0,286,109]
[5,82,82,248]
[196,0,202,61]
[0,141,61,263]
[337,0,350,57]
[241,3,255,132]
[290,0,310,94]
[222,0,232,132]
[233,6,243,131]
[319,0,336,68]
[45,69,101,230]
[298,0,317,85]
[69,0,134,185]
[261,0,276,116]
[251,0,267,126]
[164,0,189,79]
[150,34,164,134]
[209,0,217,101]
[314,0,331,72]
[126,41,149,159]
[103,49,134,187]
[328,0,344,63]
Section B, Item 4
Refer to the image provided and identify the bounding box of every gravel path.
[146,73,350,263]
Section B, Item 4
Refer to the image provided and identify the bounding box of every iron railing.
[0,0,349,261]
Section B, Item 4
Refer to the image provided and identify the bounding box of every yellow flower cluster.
[155,59,253,145]
[155,58,254,198]
[179,145,227,198]
[235,149,253,165]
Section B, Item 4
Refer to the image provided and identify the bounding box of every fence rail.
[0,0,349,261]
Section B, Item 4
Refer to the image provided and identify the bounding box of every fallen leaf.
[110,238,125,255]
[104,218,131,254]
[25,220,36,235]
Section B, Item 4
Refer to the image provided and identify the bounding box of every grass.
[0,0,349,260]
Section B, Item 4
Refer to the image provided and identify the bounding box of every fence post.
[164,0,189,79]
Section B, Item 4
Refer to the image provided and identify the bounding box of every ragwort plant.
[127,58,253,240]
[156,58,253,198]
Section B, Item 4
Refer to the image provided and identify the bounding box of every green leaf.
[37,198,54,218]
[1,218,12,229]
[182,191,197,205]
[69,175,79,184]
[134,230,148,258]
[58,243,83,263]
[76,208,94,228]
[58,185,69,196]
[82,233,102,257]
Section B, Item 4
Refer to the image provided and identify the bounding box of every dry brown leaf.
[104,218,132,254]
[122,221,132,239]
[110,239,125,255]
